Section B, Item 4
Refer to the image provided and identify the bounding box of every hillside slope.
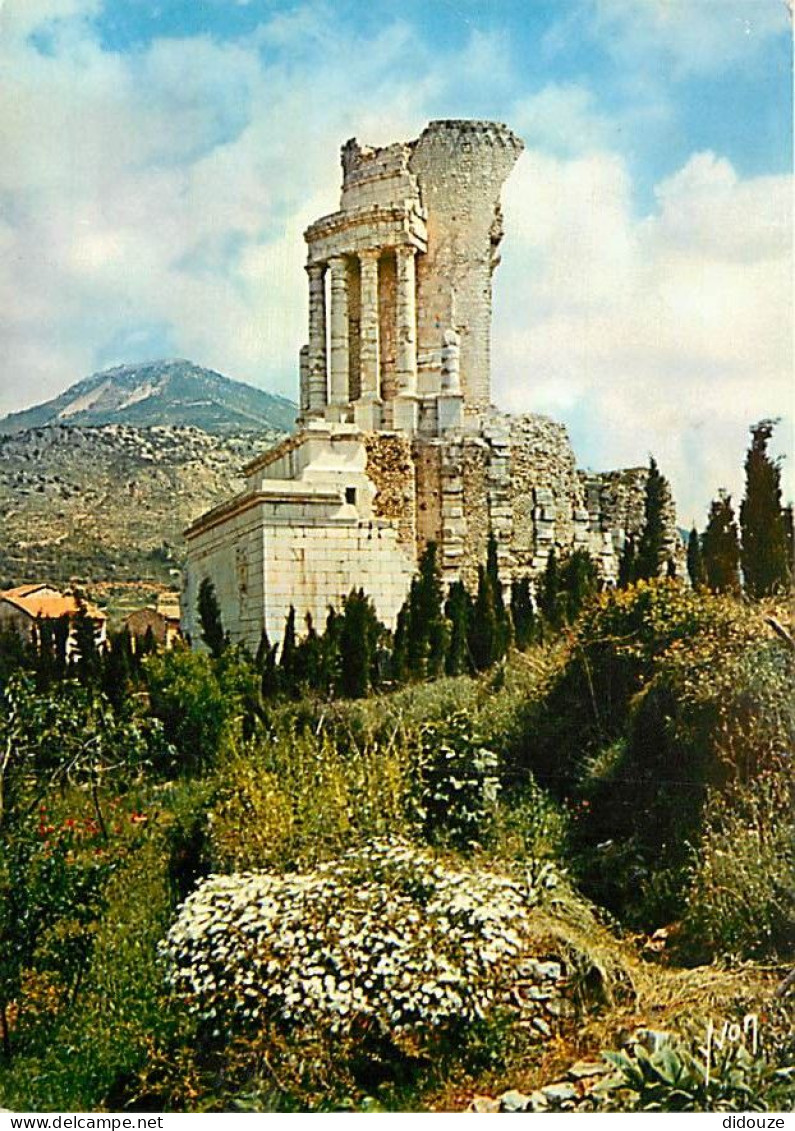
[0,423,281,587]
[0,359,297,435]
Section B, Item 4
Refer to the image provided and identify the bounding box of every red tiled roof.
[0,586,106,621]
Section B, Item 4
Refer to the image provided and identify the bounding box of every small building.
[124,598,181,649]
[0,583,107,651]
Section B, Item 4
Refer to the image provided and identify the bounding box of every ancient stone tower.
[298,120,524,433]
[183,120,681,651]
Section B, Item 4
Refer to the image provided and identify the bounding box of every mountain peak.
[0,359,297,435]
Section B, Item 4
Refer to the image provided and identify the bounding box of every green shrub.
[598,1035,791,1113]
[208,725,419,873]
[678,767,794,962]
[0,833,188,1111]
[512,582,794,927]
[144,646,231,774]
[491,778,570,868]
[417,712,500,850]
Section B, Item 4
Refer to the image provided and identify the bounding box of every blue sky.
[0,0,791,522]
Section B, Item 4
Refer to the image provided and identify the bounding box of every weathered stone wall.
[581,468,647,542]
[261,513,414,640]
[409,121,523,411]
[582,468,684,577]
[413,440,443,558]
[507,414,590,575]
[183,498,266,647]
[458,437,489,589]
[363,432,416,551]
[413,413,683,590]
[340,139,419,212]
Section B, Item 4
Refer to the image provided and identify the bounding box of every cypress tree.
[702,492,741,594]
[140,625,157,656]
[102,630,133,711]
[338,589,381,699]
[197,577,226,658]
[618,535,637,589]
[687,526,706,588]
[636,456,670,581]
[739,420,792,598]
[538,547,561,627]
[510,576,536,650]
[559,549,598,622]
[298,612,323,691]
[35,617,57,689]
[255,627,271,671]
[279,606,297,691]
[469,564,499,671]
[52,614,70,678]
[71,601,101,685]
[320,606,342,694]
[391,600,410,685]
[486,531,512,655]
[403,577,424,678]
[256,627,280,700]
[445,580,473,675]
[404,543,449,681]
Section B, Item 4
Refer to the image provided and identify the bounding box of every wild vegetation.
[0,422,792,1112]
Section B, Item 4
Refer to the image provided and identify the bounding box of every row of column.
[305,245,418,419]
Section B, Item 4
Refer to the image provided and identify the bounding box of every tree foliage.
[739,420,792,598]
[445,581,473,676]
[702,492,741,594]
[686,526,706,589]
[197,578,226,659]
[636,457,670,581]
[510,576,536,651]
[400,543,449,682]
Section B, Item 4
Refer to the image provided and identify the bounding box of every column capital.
[358,247,381,262]
[395,243,417,260]
[305,261,326,279]
[328,254,347,271]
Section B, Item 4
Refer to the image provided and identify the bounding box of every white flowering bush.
[161,838,563,1048]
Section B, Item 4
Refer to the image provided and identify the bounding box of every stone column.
[306,262,327,415]
[298,344,310,423]
[395,245,417,393]
[354,248,381,430]
[393,244,419,434]
[327,255,349,418]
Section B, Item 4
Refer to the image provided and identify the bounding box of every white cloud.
[493,147,793,523]
[593,0,790,76]
[0,0,100,40]
[0,6,443,413]
[0,0,790,529]
[510,84,612,156]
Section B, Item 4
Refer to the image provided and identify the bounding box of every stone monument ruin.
[184,120,680,650]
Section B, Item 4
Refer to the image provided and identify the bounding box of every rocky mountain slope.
[0,359,297,435]
[0,423,283,590]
